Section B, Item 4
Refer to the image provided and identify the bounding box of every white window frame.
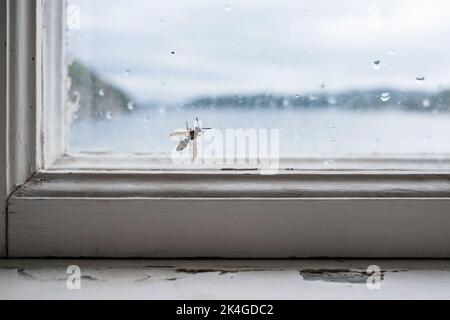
[2,0,450,258]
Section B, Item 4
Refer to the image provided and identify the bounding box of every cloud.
[68,0,450,103]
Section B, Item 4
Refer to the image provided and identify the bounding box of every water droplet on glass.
[422,99,431,108]
[380,92,390,102]
[127,102,134,111]
[388,48,396,55]
[309,95,318,101]
[98,89,105,97]
[224,4,232,12]
[159,107,166,114]
[158,19,166,27]
[416,76,425,84]
[329,124,336,130]
[123,69,131,76]
[105,111,114,120]
[372,60,381,70]
[327,97,337,105]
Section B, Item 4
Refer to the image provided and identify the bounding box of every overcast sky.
[67,0,450,103]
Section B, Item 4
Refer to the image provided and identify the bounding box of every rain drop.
[224,4,232,12]
[127,102,135,111]
[105,111,114,120]
[416,76,425,84]
[98,89,105,97]
[422,99,431,108]
[388,48,396,56]
[372,60,381,70]
[123,69,131,76]
[380,92,390,102]
[327,97,337,105]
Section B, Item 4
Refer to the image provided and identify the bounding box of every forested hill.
[68,60,136,120]
[184,90,450,112]
[68,60,450,115]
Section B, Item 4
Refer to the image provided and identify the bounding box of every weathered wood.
[41,0,66,168]
[8,197,450,258]
[14,171,450,198]
[8,172,450,257]
[7,0,39,191]
[4,1,450,259]
[1,0,42,257]
[0,0,8,257]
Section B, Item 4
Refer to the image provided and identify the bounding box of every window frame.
[2,0,450,258]
[1,0,7,257]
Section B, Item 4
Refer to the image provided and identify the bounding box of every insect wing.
[192,138,198,161]
[170,131,189,137]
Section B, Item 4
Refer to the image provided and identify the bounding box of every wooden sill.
[11,171,450,199]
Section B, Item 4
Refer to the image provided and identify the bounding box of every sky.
[67,0,450,103]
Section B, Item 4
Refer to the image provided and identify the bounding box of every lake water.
[70,108,450,160]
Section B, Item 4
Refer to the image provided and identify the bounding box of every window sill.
[7,171,450,258]
[51,154,450,172]
[11,171,450,199]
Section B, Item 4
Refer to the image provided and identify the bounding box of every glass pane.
[65,0,450,169]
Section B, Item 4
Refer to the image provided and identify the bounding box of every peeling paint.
[133,275,152,283]
[300,269,385,284]
[175,268,274,275]
[16,268,36,280]
[81,275,105,282]
[3,261,450,299]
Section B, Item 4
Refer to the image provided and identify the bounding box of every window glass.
[66,0,450,168]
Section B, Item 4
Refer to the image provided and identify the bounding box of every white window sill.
[2,259,450,299]
[7,170,450,258]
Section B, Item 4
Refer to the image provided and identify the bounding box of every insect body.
[170,117,211,161]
